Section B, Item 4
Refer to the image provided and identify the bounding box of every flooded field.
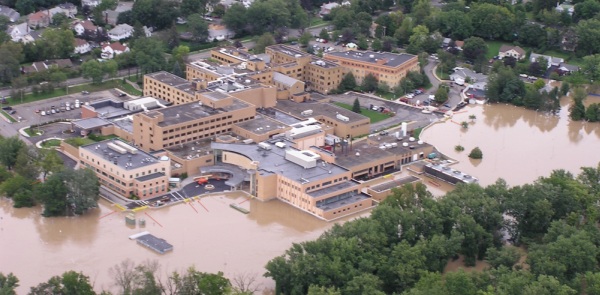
[421,97,600,186]
[1,194,365,294]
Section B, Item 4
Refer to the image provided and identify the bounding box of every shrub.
[469,147,483,159]
[455,145,465,152]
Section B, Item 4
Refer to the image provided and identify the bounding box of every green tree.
[486,246,521,269]
[0,42,24,84]
[362,73,378,92]
[39,149,64,179]
[253,33,275,54]
[64,168,100,215]
[338,72,357,92]
[319,28,330,41]
[0,272,19,295]
[0,136,25,170]
[81,60,105,84]
[13,188,35,208]
[131,0,179,30]
[560,82,570,96]
[299,32,312,47]
[469,3,516,40]
[180,0,206,16]
[357,35,369,50]
[371,39,383,51]
[437,10,473,40]
[486,66,526,104]
[308,285,341,295]
[245,0,291,35]
[344,273,385,295]
[51,13,69,28]
[13,146,39,180]
[468,147,483,159]
[39,29,75,59]
[576,19,600,56]
[574,0,600,21]
[133,38,167,74]
[29,271,95,295]
[352,98,361,114]
[187,13,209,42]
[570,87,586,121]
[0,174,31,199]
[434,86,449,103]
[462,36,488,61]
[222,3,248,36]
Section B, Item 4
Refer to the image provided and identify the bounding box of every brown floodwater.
[0,194,367,294]
[421,96,600,186]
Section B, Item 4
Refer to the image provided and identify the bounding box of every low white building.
[530,53,564,68]
[74,38,91,54]
[108,23,133,41]
[82,0,100,8]
[101,42,130,59]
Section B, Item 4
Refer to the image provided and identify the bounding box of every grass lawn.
[6,79,139,106]
[309,17,329,27]
[41,139,62,148]
[0,110,16,123]
[374,92,396,100]
[176,24,188,33]
[24,127,43,137]
[436,67,450,80]
[333,102,391,123]
[485,41,505,60]
[88,133,118,142]
[64,137,95,147]
[118,83,142,96]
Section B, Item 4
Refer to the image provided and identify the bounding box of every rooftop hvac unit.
[275,142,286,148]
[258,142,272,150]
[114,140,138,154]
[301,109,313,116]
[336,113,350,122]
[107,142,127,154]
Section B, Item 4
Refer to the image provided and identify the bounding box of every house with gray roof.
[108,23,133,41]
[0,5,20,22]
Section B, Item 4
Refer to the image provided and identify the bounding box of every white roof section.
[273,72,301,88]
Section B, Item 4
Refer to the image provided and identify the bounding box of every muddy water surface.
[421,97,600,186]
[1,194,364,294]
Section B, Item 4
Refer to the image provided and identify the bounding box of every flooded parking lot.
[420,97,600,186]
[1,193,366,294]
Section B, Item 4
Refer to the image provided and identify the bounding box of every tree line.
[265,163,600,294]
[0,135,100,216]
[0,259,260,294]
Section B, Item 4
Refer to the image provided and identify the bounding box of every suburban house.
[22,59,73,73]
[557,63,580,75]
[72,20,98,36]
[28,11,51,28]
[530,53,564,68]
[57,3,77,18]
[0,5,20,22]
[6,22,29,42]
[101,42,130,59]
[556,2,574,15]
[454,40,464,50]
[108,24,133,41]
[442,38,452,48]
[498,45,526,60]
[320,1,350,15]
[207,24,232,41]
[81,0,100,8]
[20,30,41,43]
[74,38,91,54]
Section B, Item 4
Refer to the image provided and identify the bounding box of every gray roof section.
[370,176,420,192]
[326,50,416,68]
[136,172,165,182]
[235,116,288,135]
[0,5,20,21]
[109,23,133,35]
[308,180,359,198]
[72,117,111,130]
[81,139,166,170]
[275,100,369,124]
[146,98,251,126]
[273,72,301,87]
[211,142,349,184]
[316,193,371,211]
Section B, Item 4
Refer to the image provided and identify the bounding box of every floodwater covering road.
[420,97,600,186]
[0,193,368,294]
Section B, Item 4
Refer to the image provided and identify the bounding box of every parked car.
[443,103,451,108]
[2,106,12,110]
[81,91,90,95]
[8,110,16,114]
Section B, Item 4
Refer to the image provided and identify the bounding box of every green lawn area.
[436,67,450,80]
[24,127,43,137]
[374,91,395,100]
[309,17,329,27]
[88,133,118,142]
[40,139,62,148]
[6,79,140,106]
[64,137,95,147]
[176,24,188,33]
[485,41,505,60]
[0,110,16,123]
[333,102,391,123]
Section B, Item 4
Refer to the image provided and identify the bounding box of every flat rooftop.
[326,51,416,68]
[308,180,360,198]
[145,98,251,126]
[235,116,288,135]
[317,192,371,211]
[275,100,369,124]
[166,140,213,159]
[82,139,167,170]
[257,108,303,126]
[334,142,397,170]
[309,57,339,69]
[135,233,173,254]
[425,163,479,184]
[136,172,165,182]
[211,142,349,184]
[88,99,133,119]
[370,176,420,192]
[267,44,310,58]
[146,71,189,88]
